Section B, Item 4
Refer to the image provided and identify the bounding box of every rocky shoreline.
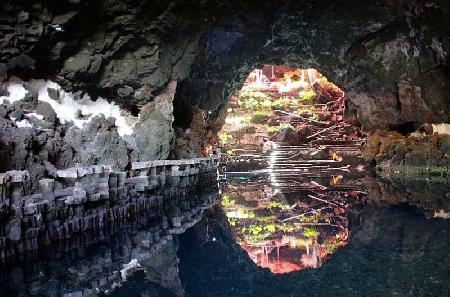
[0,156,218,262]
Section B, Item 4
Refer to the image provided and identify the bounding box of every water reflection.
[220,174,366,273]
[0,189,219,297]
[0,175,450,297]
[177,183,450,297]
[0,176,448,297]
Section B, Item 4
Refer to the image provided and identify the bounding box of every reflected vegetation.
[220,174,366,274]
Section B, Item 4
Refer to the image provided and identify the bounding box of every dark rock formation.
[0,0,449,168]
[363,129,450,176]
[0,91,131,183]
[64,114,129,169]
[134,81,176,160]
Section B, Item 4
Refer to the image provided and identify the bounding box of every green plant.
[279,123,294,133]
[296,106,315,114]
[268,201,283,209]
[251,111,269,124]
[267,126,281,134]
[221,195,235,207]
[267,201,291,210]
[325,238,342,254]
[303,227,320,237]
[264,224,276,233]
[228,218,237,226]
[296,106,319,120]
[316,76,329,84]
[261,99,273,109]
[239,86,268,101]
[218,132,232,145]
[226,209,256,219]
[299,90,317,104]
[237,86,272,111]
[271,97,291,110]
[238,97,259,110]
[243,116,252,124]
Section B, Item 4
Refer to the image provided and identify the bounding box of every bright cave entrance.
[218,66,367,274]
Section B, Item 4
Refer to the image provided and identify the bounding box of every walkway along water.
[0,156,219,262]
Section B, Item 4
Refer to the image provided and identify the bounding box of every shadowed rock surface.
[1,0,449,161]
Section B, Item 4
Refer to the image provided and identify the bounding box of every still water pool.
[1,171,449,297]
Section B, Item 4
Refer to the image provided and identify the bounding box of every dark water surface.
[113,175,450,297]
[1,147,450,297]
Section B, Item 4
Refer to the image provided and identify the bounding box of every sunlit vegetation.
[279,123,294,133]
[303,227,320,237]
[251,111,269,124]
[225,208,256,219]
[267,201,289,210]
[218,66,343,151]
[324,234,347,254]
[221,194,235,207]
[218,131,232,145]
[295,106,320,120]
[267,126,281,135]
[299,90,317,104]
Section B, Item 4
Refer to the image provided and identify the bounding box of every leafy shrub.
[237,86,277,111]
[279,123,294,133]
[268,201,290,210]
[303,227,320,237]
[271,97,292,110]
[251,112,269,124]
[268,201,283,209]
[296,106,315,115]
[239,86,268,101]
[296,106,319,120]
[260,99,273,109]
[221,195,235,207]
[238,97,259,110]
[267,126,281,134]
[218,132,232,145]
[299,90,317,104]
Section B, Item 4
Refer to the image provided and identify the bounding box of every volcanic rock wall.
[0,0,449,167]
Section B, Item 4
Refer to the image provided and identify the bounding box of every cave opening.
[217,65,365,162]
[217,65,368,274]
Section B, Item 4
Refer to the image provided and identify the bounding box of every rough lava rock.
[0,0,449,161]
[0,85,134,183]
[134,81,176,160]
[64,114,130,170]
